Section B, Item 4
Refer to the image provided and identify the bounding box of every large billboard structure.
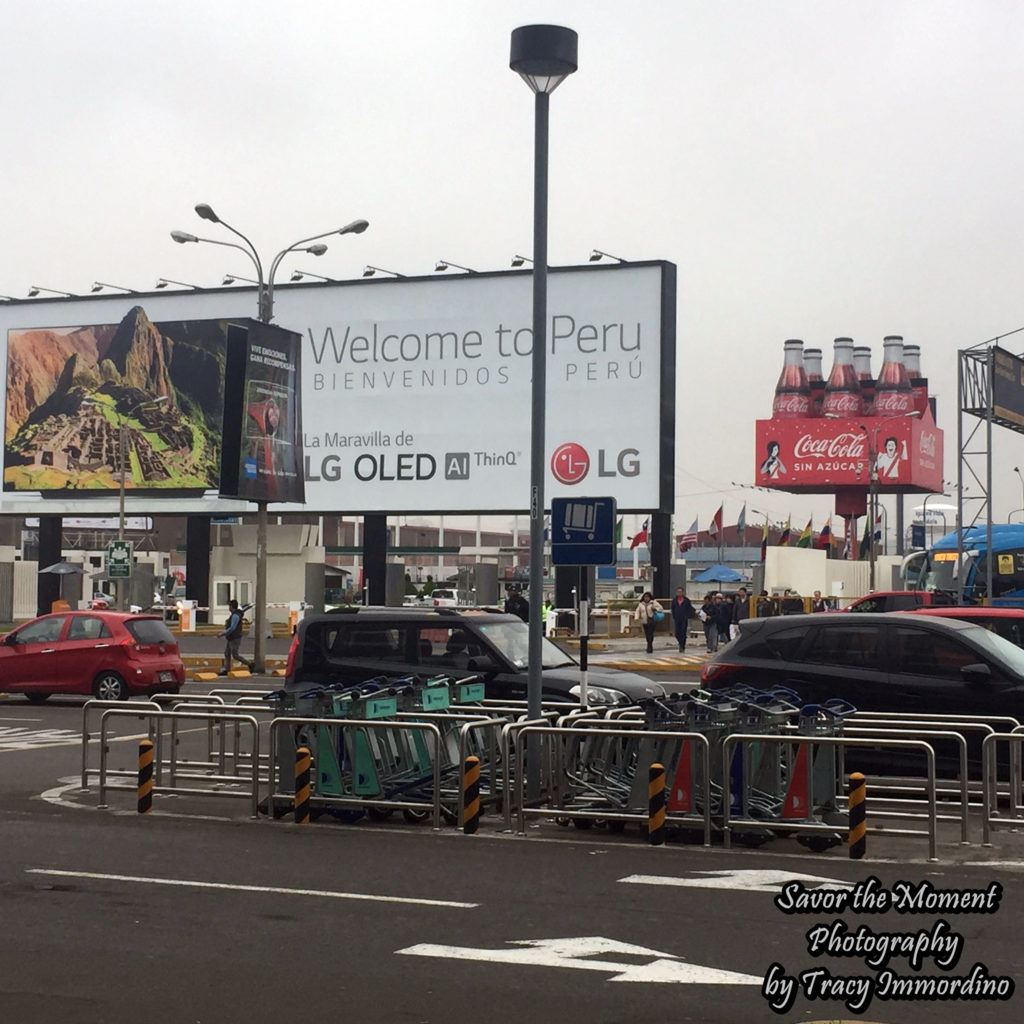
[0,262,675,517]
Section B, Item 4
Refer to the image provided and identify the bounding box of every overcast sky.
[3,1,1023,540]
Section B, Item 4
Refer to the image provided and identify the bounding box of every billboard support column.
[37,516,62,617]
[651,510,671,601]
[185,517,211,625]
[363,514,388,606]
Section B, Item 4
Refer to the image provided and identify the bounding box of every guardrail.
[95,706,262,817]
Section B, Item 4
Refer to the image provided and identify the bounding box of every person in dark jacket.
[504,587,529,622]
[712,593,733,647]
[217,599,252,675]
[670,587,696,652]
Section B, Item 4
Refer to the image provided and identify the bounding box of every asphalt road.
[2,689,1024,1023]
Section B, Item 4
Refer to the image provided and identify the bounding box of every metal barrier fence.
[512,724,713,844]
[96,706,262,817]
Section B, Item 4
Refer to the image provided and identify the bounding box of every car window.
[13,616,67,643]
[427,627,485,669]
[762,625,811,661]
[68,616,112,641]
[330,624,411,663]
[892,626,978,679]
[889,594,920,610]
[802,625,880,667]
[125,619,176,645]
[851,597,884,613]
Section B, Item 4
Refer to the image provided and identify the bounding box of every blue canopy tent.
[692,564,746,583]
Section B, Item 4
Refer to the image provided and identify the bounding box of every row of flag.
[615,505,884,561]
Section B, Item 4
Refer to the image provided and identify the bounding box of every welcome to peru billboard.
[0,262,674,516]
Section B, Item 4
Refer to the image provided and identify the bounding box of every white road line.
[26,868,478,909]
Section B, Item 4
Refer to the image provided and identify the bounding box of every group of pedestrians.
[635,585,753,657]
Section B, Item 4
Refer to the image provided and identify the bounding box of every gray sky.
[3,1,1023,539]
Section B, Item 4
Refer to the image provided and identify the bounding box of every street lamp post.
[172,205,368,670]
[510,23,578,725]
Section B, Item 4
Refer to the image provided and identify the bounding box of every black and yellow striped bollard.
[463,755,481,835]
[294,746,311,825]
[137,739,154,814]
[848,772,866,859]
[648,762,666,846]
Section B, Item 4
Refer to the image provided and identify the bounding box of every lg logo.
[550,443,640,485]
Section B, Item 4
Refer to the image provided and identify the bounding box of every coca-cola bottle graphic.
[873,335,915,415]
[821,337,862,418]
[772,339,812,418]
[853,345,875,417]
[903,342,930,415]
[803,346,825,417]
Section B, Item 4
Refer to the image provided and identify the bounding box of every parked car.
[0,610,185,702]
[846,590,955,612]
[428,588,458,607]
[89,591,116,610]
[901,606,1024,648]
[284,606,666,706]
[701,611,1024,772]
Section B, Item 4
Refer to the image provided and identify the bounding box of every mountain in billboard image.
[4,306,229,492]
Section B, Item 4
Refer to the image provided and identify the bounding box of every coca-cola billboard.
[755,411,943,492]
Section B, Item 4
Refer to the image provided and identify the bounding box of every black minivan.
[703,611,1024,718]
[285,606,666,706]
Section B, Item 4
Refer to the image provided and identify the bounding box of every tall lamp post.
[510,23,578,724]
[172,205,368,670]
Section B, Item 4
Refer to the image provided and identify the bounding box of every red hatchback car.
[0,611,185,702]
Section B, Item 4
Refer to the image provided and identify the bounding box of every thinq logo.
[551,442,590,485]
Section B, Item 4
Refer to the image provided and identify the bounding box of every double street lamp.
[172,204,368,671]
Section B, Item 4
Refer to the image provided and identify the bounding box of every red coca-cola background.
[754,408,943,492]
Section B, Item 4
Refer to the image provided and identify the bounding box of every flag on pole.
[708,504,723,539]
[796,518,813,548]
[779,516,791,546]
[737,503,747,543]
[630,517,649,550]
[859,515,872,559]
[817,517,832,551]
[760,520,769,562]
[679,519,699,552]
[873,511,883,543]
[615,518,623,544]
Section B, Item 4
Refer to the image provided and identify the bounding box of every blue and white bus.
[903,524,1024,606]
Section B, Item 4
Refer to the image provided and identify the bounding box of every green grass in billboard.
[4,307,229,492]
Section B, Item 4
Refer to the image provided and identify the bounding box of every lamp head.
[435,261,449,272]
[290,270,303,281]
[307,243,328,256]
[222,275,236,285]
[339,219,369,236]
[588,250,602,262]
[155,280,168,288]
[91,283,103,293]
[510,24,579,94]
[27,287,40,297]
[195,203,220,224]
[363,266,377,277]
[171,230,198,244]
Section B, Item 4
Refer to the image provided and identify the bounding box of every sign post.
[551,497,617,707]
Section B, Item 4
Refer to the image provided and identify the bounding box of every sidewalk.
[559,634,713,674]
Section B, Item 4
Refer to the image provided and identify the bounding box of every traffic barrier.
[295,747,311,824]
[848,772,866,859]
[648,762,665,845]
[463,755,480,834]
[138,740,154,813]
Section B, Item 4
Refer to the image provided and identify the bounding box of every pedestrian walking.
[634,591,664,654]
[699,594,717,653]
[714,593,732,646]
[731,585,750,640]
[217,599,252,675]
[670,587,696,652]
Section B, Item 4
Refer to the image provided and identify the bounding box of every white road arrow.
[619,868,854,893]
[395,935,762,984]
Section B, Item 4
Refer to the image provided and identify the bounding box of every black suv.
[703,612,1024,721]
[284,606,666,706]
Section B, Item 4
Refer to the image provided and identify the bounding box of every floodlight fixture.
[434,260,478,274]
[362,266,406,278]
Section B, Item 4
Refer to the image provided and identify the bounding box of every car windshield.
[959,622,1024,675]
[476,619,575,670]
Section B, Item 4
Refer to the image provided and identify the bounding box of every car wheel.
[26,693,51,705]
[94,672,128,701]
